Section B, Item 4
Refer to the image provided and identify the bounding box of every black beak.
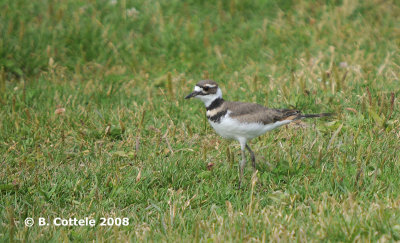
[185,91,200,99]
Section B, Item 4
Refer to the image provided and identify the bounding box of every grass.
[1,0,399,241]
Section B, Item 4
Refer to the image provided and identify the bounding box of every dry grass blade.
[388,92,395,120]
[327,123,343,150]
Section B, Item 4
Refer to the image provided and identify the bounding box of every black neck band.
[206,98,224,110]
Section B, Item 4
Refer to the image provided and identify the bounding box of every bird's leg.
[239,147,246,190]
[246,144,256,171]
[238,139,247,189]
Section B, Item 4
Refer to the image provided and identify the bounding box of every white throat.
[196,87,223,107]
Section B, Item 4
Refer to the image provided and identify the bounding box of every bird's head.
[185,80,222,106]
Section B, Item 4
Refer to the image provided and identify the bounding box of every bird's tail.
[300,113,334,119]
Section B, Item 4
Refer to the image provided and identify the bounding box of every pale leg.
[246,144,256,170]
[238,137,247,189]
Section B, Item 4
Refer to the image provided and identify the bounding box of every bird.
[185,79,332,189]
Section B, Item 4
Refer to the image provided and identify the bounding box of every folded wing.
[225,102,301,125]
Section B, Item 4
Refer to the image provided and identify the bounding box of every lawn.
[1,0,399,241]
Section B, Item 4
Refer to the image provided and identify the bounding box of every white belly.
[208,114,291,140]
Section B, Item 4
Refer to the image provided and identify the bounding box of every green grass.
[1,0,400,241]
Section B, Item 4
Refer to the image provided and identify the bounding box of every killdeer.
[185,80,332,188]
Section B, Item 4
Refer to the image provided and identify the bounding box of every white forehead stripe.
[204,84,216,88]
[194,86,202,91]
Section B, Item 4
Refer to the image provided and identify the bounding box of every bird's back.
[224,101,300,125]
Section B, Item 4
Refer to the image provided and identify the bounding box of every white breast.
[208,111,292,141]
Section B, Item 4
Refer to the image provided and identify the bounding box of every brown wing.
[224,102,301,124]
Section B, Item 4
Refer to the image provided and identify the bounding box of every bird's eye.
[203,86,209,91]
